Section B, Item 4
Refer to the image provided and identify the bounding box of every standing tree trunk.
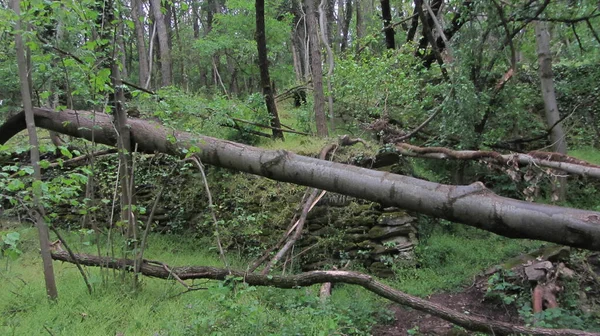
[355,0,365,53]
[305,0,329,137]
[255,0,284,138]
[111,59,135,237]
[318,0,335,129]
[117,22,128,79]
[340,0,352,52]
[150,0,172,87]
[11,0,58,300]
[255,0,284,139]
[381,0,395,49]
[291,0,308,81]
[535,21,568,200]
[132,0,149,87]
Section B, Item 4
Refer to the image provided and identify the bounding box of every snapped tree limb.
[396,143,600,179]
[50,251,600,336]
[2,108,600,250]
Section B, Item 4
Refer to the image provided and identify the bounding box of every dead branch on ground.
[50,251,600,336]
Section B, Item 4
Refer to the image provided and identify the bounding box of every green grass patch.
[391,222,542,297]
[1,225,384,336]
[569,147,600,165]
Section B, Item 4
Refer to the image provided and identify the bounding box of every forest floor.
[373,284,519,335]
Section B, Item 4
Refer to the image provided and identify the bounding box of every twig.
[585,19,600,45]
[136,184,166,274]
[185,156,230,272]
[230,117,309,136]
[50,226,93,294]
[43,325,55,336]
[261,145,337,274]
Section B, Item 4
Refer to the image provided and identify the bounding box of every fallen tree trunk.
[2,108,600,250]
[50,251,599,336]
[396,143,600,179]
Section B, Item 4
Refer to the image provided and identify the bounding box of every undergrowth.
[0,224,385,336]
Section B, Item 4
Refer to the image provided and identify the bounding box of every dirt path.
[373,285,520,335]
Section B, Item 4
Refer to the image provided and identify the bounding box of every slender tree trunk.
[132,0,149,87]
[305,0,329,137]
[535,21,567,200]
[11,0,58,300]
[191,0,200,39]
[256,0,284,139]
[149,0,172,87]
[292,0,308,81]
[172,6,187,90]
[111,59,135,237]
[318,0,335,129]
[381,0,395,49]
[117,22,128,79]
[355,0,364,52]
[340,0,352,52]
[325,0,335,46]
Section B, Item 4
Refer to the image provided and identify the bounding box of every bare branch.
[51,252,600,336]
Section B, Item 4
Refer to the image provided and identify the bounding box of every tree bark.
[318,0,335,129]
[535,21,568,200]
[11,0,58,300]
[3,108,600,251]
[340,0,352,52]
[255,0,284,139]
[111,60,135,237]
[305,0,329,137]
[381,0,395,49]
[149,0,172,87]
[50,251,600,336]
[392,143,600,179]
[355,0,364,53]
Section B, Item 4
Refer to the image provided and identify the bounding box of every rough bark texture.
[305,0,329,137]
[535,20,568,199]
[381,0,395,49]
[11,0,58,300]
[50,251,600,336]
[149,0,172,87]
[255,0,284,139]
[3,108,600,250]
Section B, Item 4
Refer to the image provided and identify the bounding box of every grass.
[569,147,600,165]
[1,219,540,336]
[1,225,384,336]
[391,222,543,297]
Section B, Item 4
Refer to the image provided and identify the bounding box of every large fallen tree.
[50,251,600,336]
[2,108,600,250]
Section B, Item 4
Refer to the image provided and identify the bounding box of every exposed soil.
[373,285,520,335]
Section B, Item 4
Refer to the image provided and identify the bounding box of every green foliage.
[0,225,384,335]
[555,63,600,148]
[484,262,600,331]
[335,48,446,130]
[1,232,21,259]
[392,222,541,297]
